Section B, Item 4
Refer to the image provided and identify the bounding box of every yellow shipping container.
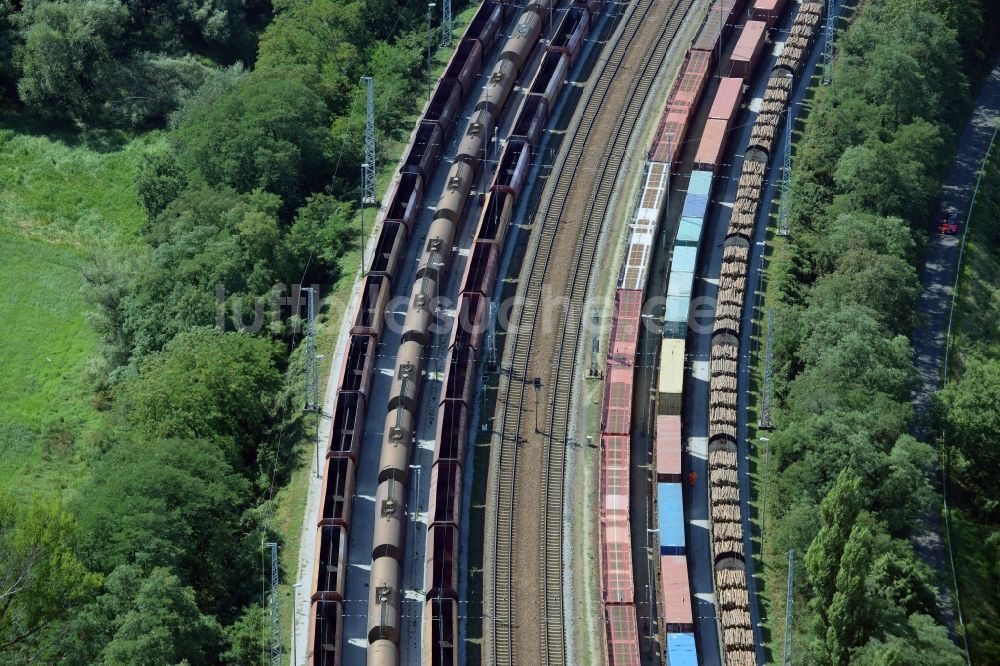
[658,339,685,415]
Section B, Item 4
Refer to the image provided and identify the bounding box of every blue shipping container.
[668,270,694,299]
[681,193,708,220]
[664,295,690,324]
[664,295,690,339]
[658,483,685,554]
[688,170,713,197]
[676,216,704,246]
[666,632,698,666]
[671,245,698,273]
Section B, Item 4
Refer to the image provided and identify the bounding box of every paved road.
[909,57,1000,636]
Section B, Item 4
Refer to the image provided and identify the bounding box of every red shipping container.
[660,555,694,630]
[610,289,643,360]
[604,605,641,666]
[728,20,767,79]
[656,415,682,481]
[602,363,634,436]
[601,435,631,520]
[601,519,635,604]
[752,0,787,27]
[694,118,730,171]
[709,77,744,123]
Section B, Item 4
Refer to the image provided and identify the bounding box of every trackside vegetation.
[0,0,466,661]
[758,0,1000,663]
[934,135,1000,662]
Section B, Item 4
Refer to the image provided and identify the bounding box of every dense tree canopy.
[936,358,1000,513]
[3,0,268,125]
[765,0,997,661]
[851,613,967,666]
[174,70,333,209]
[115,329,283,470]
[74,437,253,606]
[14,0,129,118]
[1,0,466,661]
[83,565,223,666]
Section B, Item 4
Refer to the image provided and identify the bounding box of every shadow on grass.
[0,109,135,154]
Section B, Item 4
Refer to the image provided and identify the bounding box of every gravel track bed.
[484,0,691,662]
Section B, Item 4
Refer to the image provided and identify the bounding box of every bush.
[174,69,333,211]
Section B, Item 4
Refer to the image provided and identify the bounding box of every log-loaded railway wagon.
[641,2,823,664]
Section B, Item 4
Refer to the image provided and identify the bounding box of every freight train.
[368,0,561,662]
[422,5,597,666]
[648,2,825,665]
[596,0,779,661]
[307,0,602,664]
[307,3,516,664]
[708,6,823,663]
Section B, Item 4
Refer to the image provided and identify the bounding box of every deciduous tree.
[0,494,100,660]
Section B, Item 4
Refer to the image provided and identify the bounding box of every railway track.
[486,0,695,663]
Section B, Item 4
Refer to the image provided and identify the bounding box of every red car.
[939,212,959,234]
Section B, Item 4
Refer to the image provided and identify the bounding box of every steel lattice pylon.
[783,549,796,665]
[777,103,793,236]
[442,0,452,46]
[590,308,600,378]
[822,0,836,85]
[760,308,775,429]
[487,301,498,369]
[361,76,376,205]
[302,287,319,411]
[265,542,281,665]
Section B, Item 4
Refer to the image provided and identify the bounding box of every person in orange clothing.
[688,469,698,487]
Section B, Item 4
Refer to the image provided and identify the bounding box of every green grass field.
[0,120,157,497]
[0,234,100,496]
[0,124,160,246]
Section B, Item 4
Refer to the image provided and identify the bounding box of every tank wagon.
[306,2,516,663]
[423,6,596,665]
[366,0,561,662]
